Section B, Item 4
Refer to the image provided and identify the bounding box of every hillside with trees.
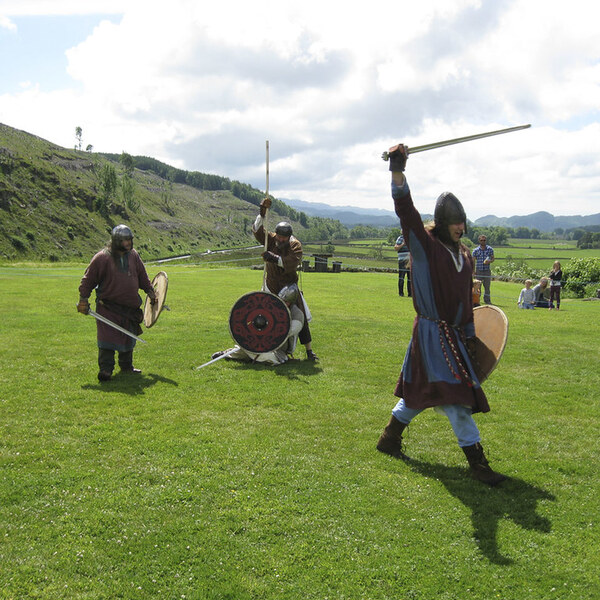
[0,123,347,262]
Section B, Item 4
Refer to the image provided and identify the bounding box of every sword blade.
[195,348,238,370]
[407,124,531,154]
[87,308,147,344]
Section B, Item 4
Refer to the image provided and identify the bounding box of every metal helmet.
[278,283,299,305]
[111,224,134,252]
[275,221,293,237]
[434,192,467,235]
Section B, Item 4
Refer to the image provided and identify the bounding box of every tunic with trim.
[392,179,489,413]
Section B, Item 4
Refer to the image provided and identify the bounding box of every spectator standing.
[472,235,495,304]
[549,261,563,310]
[394,233,411,297]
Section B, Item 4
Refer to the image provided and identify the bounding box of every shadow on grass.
[229,358,323,380]
[82,372,179,395]
[408,459,555,565]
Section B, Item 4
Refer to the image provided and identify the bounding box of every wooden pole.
[263,141,270,290]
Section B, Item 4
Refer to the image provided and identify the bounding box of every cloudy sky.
[1,0,599,220]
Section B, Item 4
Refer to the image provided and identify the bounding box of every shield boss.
[229,291,291,353]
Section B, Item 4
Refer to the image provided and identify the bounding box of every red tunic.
[79,249,153,350]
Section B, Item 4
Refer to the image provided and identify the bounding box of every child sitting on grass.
[518,279,536,309]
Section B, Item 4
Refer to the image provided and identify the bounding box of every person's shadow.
[82,372,178,395]
[409,459,555,564]
[226,358,323,381]
[273,358,322,381]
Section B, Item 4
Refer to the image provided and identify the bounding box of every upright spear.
[263,140,270,291]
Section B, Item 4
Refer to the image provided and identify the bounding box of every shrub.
[494,254,546,283]
[10,236,26,251]
[563,258,600,298]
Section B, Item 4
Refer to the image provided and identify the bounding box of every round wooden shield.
[229,291,291,353]
[143,271,168,328]
[472,305,509,383]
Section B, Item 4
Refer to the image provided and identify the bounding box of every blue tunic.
[392,179,489,413]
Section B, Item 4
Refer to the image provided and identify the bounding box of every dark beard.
[110,241,132,255]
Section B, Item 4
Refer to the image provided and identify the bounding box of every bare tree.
[75,126,83,151]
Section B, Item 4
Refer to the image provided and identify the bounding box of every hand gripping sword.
[83,307,147,344]
[381,124,531,160]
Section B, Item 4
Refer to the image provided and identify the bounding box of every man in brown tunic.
[77,225,156,381]
[253,198,318,360]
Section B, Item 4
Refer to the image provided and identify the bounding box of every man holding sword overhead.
[77,224,156,382]
[376,143,507,486]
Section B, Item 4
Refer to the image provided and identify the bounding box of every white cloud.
[1,0,599,219]
[0,0,132,17]
[0,14,16,29]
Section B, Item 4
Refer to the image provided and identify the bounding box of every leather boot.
[462,442,507,486]
[377,416,411,461]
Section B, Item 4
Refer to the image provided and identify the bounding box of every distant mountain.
[283,198,408,227]
[474,211,600,232]
[286,199,600,233]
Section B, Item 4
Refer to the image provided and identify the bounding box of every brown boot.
[377,416,411,461]
[462,443,507,486]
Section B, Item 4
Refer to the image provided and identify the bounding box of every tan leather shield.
[143,271,168,328]
[472,305,508,383]
[229,291,291,353]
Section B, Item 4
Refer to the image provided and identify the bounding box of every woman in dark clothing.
[533,277,550,308]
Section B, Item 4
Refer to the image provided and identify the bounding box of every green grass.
[1,265,599,599]
[301,238,600,277]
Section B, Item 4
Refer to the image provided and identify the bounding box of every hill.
[283,198,402,227]
[473,211,600,232]
[0,123,307,262]
[286,199,600,233]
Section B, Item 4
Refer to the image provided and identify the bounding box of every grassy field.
[1,264,599,599]
[300,239,600,276]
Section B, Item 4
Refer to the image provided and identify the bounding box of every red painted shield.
[229,291,291,353]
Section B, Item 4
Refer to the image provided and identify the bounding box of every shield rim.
[143,271,168,328]
[473,304,508,382]
[229,290,291,354]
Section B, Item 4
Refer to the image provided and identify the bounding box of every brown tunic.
[79,249,153,350]
[253,226,302,293]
